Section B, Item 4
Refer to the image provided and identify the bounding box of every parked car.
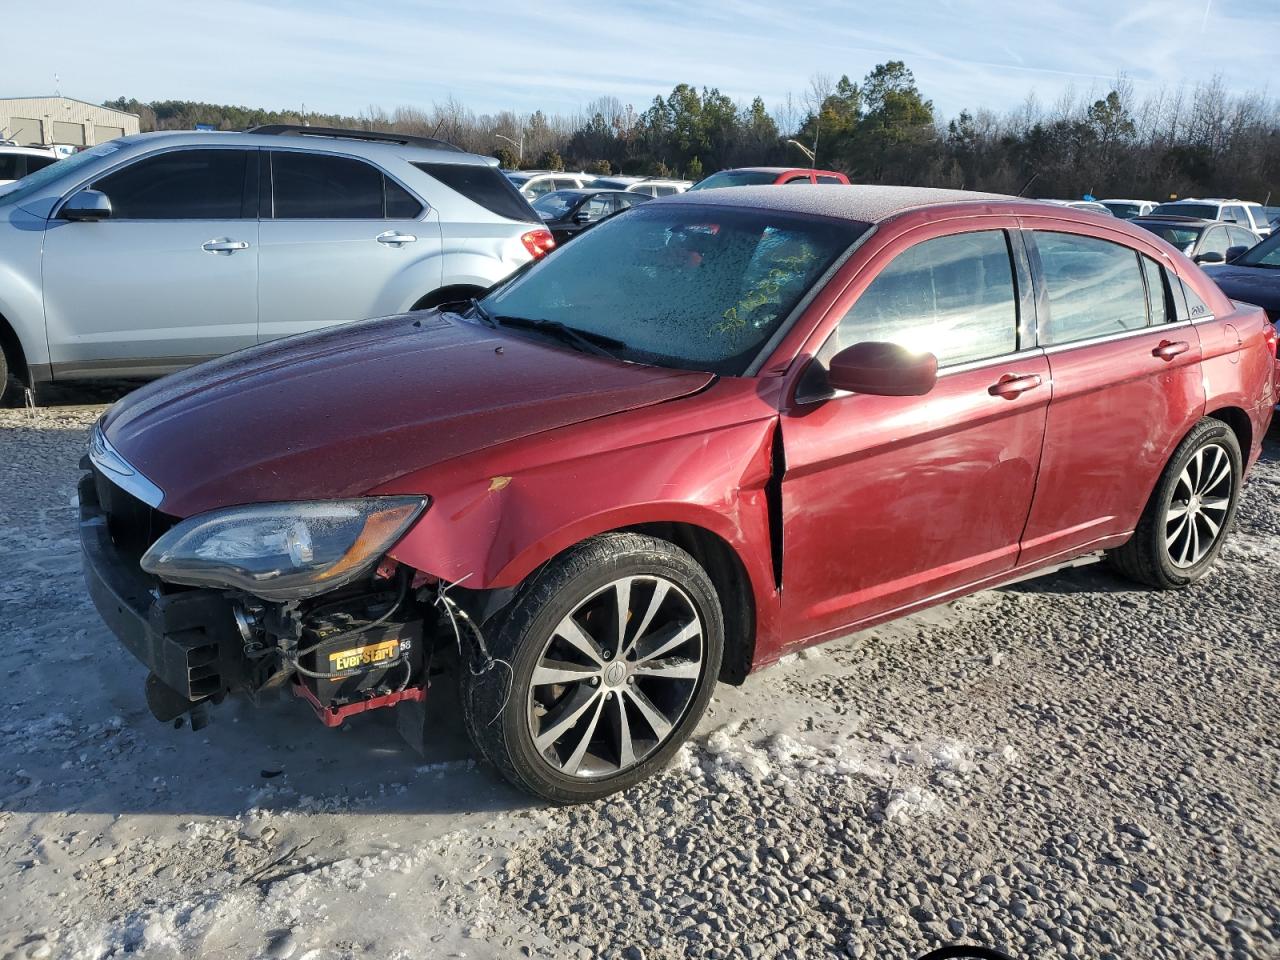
[1202,228,1280,321]
[590,176,692,197]
[505,170,598,200]
[1038,199,1114,215]
[1099,198,1157,219]
[0,125,551,397]
[1150,198,1272,237]
[532,188,651,244]
[0,144,58,186]
[688,166,850,190]
[1130,215,1260,264]
[80,185,1276,802]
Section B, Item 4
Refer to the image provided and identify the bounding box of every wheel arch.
[1205,405,1252,463]
[0,310,31,386]
[410,283,488,312]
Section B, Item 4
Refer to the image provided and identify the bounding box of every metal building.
[0,97,140,148]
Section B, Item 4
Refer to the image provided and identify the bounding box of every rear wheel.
[1108,418,1242,588]
[462,533,723,803]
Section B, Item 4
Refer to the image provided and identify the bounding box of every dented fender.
[376,378,787,665]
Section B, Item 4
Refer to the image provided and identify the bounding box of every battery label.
[328,639,399,672]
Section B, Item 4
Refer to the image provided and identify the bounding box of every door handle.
[201,238,249,253]
[1152,339,1191,361]
[988,373,1043,399]
[376,231,417,245]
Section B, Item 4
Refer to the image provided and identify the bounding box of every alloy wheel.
[526,575,704,778]
[1165,442,1233,568]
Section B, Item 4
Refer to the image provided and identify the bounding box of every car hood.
[1204,265,1280,313]
[102,312,713,517]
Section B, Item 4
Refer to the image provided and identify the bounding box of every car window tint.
[836,230,1018,366]
[0,155,23,180]
[1034,232,1147,344]
[272,152,383,219]
[815,175,843,184]
[93,149,249,219]
[783,175,813,184]
[1198,227,1230,258]
[384,177,423,219]
[582,195,615,220]
[1141,256,1170,324]
[1226,226,1256,248]
[524,179,553,197]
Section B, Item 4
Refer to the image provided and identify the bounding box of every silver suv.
[0,125,550,394]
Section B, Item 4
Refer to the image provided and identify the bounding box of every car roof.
[1100,198,1153,204]
[0,145,56,156]
[543,188,626,197]
[118,129,494,166]
[1132,215,1214,225]
[657,184,1012,224]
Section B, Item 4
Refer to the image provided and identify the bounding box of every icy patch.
[883,787,943,824]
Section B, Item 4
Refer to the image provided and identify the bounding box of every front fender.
[378,399,783,657]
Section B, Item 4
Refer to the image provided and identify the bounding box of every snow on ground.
[1,389,1278,960]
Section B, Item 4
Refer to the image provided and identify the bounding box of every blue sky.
[10,0,1276,122]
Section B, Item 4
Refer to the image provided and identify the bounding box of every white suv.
[0,144,58,186]
[1150,198,1272,237]
[505,170,598,200]
[0,126,551,396]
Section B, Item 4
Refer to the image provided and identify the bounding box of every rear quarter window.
[416,162,539,223]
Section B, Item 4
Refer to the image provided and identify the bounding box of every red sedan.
[688,166,851,189]
[81,186,1277,802]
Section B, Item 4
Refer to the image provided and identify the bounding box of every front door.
[257,150,442,342]
[42,147,259,376]
[780,223,1049,644]
[1017,227,1205,565]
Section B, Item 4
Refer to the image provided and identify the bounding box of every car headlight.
[140,498,428,600]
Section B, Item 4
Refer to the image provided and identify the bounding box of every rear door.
[780,221,1049,641]
[1017,226,1204,566]
[257,150,443,341]
[42,146,259,374]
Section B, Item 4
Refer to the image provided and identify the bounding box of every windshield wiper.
[495,316,626,360]
[469,297,499,328]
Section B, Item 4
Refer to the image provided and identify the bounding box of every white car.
[0,145,58,186]
[1150,198,1272,237]
[591,176,692,197]
[1098,199,1157,219]
[1037,199,1114,216]
[505,170,597,200]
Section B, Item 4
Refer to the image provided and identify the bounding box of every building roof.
[0,96,139,119]
[659,184,1013,224]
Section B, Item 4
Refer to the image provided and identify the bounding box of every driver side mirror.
[573,211,592,224]
[61,189,112,222]
[827,341,938,397]
[1194,250,1225,264]
[1225,245,1248,262]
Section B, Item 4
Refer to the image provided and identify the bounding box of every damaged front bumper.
[79,474,247,707]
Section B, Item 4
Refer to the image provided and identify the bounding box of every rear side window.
[1033,232,1148,344]
[1141,256,1171,323]
[92,148,251,219]
[413,161,539,223]
[816,175,843,184]
[1226,226,1257,249]
[272,152,383,219]
[835,230,1018,366]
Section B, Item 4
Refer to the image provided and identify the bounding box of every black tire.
[1108,418,1243,589]
[461,533,724,803]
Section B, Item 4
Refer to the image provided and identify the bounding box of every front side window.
[480,205,862,374]
[1226,226,1258,249]
[1033,232,1148,344]
[1197,227,1230,259]
[688,170,780,191]
[91,148,250,219]
[816,175,843,184]
[580,194,617,221]
[832,230,1018,366]
[271,152,383,219]
[531,190,579,219]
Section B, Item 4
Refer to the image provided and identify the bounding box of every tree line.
[104,62,1279,202]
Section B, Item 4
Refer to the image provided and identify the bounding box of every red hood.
[103,313,713,517]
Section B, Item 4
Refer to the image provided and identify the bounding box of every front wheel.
[462,533,723,803]
[1108,418,1243,588]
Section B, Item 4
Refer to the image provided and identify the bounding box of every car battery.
[298,614,423,708]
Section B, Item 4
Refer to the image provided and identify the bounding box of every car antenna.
[1017,172,1040,197]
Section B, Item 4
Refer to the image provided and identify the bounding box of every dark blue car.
[1204,230,1280,323]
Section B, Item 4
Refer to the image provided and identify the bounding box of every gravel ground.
[0,390,1277,960]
